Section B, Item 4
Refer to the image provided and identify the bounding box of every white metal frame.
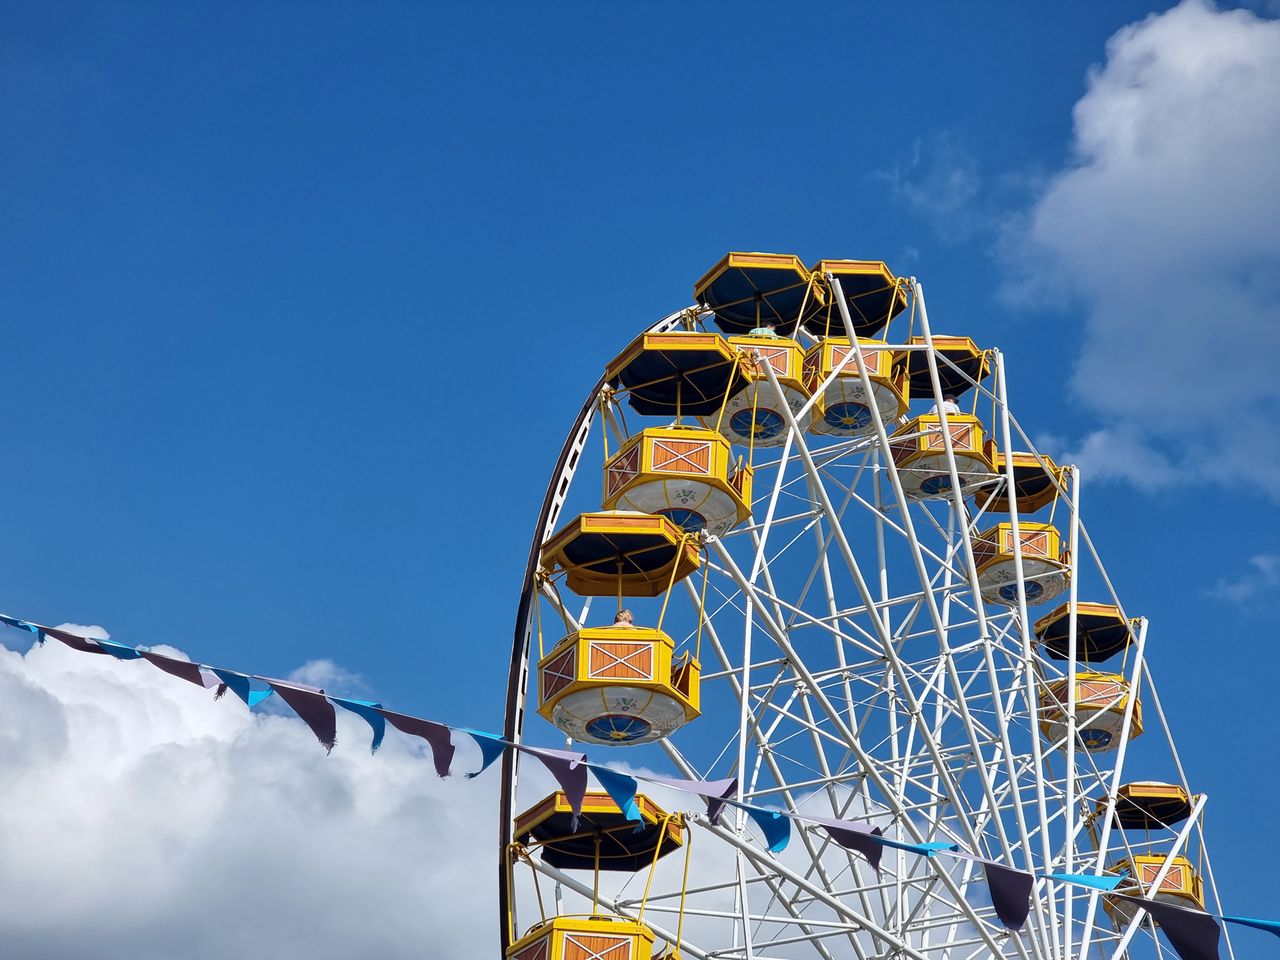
[500,286,1230,960]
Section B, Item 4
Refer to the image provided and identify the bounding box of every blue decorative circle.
[730,408,785,440]
[586,714,652,743]
[657,508,707,533]
[919,474,955,495]
[823,401,871,431]
[999,580,1045,602]
[1079,729,1114,749]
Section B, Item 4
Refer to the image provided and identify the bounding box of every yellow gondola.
[507,915,657,960]
[804,259,906,339]
[515,791,684,872]
[541,512,701,598]
[603,427,752,537]
[980,451,1066,514]
[708,334,815,445]
[1099,782,1194,831]
[538,625,699,744]
[890,414,995,498]
[803,338,908,437]
[1103,855,1205,927]
[971,522,1070,606]
[902,335,991,398]
[1035,601,1136,663]
[694,252,821,336]
[606,332,746,418]
[1039,671,1143,752]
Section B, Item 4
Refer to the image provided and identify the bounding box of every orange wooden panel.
[514,937,549,960]
[607,448,640,499]
[563,934,632,960]
[588,641,654,680]
[652,439,712,474]
[830,344,885,373]
[1020,531,1050,557]
[750,345,791,376]
[1078,680,1122,704]
[541,647,577,702]
[890,437,916,466]
[972,536,999,569]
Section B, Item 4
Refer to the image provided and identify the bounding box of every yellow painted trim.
[536,627,702,725]
[506,915,657,960]
[1034,601,1134,639]
[693,251,813,303]
[605,331,736,384]
[601,428,752,527]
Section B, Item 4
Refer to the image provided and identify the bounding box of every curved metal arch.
[498,308,693,951]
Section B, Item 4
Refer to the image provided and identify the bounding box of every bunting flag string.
[3,610,1275,960]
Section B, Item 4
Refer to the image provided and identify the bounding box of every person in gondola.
[748,319,780,338]
[610,609,637,628]
[931,394,962,417]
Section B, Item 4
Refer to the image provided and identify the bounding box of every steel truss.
[500,282,1232,960]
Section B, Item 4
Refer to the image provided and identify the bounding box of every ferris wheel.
[498,253,1232,960]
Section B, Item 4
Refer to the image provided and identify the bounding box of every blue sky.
[2,1,1278,954]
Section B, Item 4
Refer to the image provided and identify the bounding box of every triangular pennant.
[42,627,109,655]
[95,639,143,661]
[1222,915,1280,938]
[1047,871,1125,891]
[139,650,208,688]
[457,729,507,778]
[640,775,738,826]
[0,614,41,636]
[382,711,455,777]
[332,698,386,753]
[981,861,1034,931]
[264,679,338,753]
[524,747,588,824]
[1113,895,1220,960]
[737,803,790,853]
[875,837,957,856]
[587,764,642,823]
[213,669,267,707]
[805,815,884,875]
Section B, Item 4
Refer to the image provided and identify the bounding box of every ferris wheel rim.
[498,278,1231,960]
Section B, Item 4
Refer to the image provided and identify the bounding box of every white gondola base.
[976,557,1070,606]
[811,377,903,437]
[714,382,811,447]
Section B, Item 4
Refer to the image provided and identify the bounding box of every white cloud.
[1208,551,1280,603]
[0,632,500,960]
[1005,0,1280,497]
[874,134,985,239]
[287,657,368,692]
[1044,427,1178,491]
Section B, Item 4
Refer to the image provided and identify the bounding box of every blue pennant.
[587,764,642,824]
[0,615,42,642]
[212,669,273,707]
[1223,915,1280,938]
[876,838,958,856]
[458,728,508,778]
[1047,871,1126,891]
[96,639,143,661]
[332,697,386,752]
[740,804,790,853]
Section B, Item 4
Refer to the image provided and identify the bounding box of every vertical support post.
[1063,464,1081,957]
[1078,617,1149,958]
[1104,793,1209,960]
[994,348,1065,960]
